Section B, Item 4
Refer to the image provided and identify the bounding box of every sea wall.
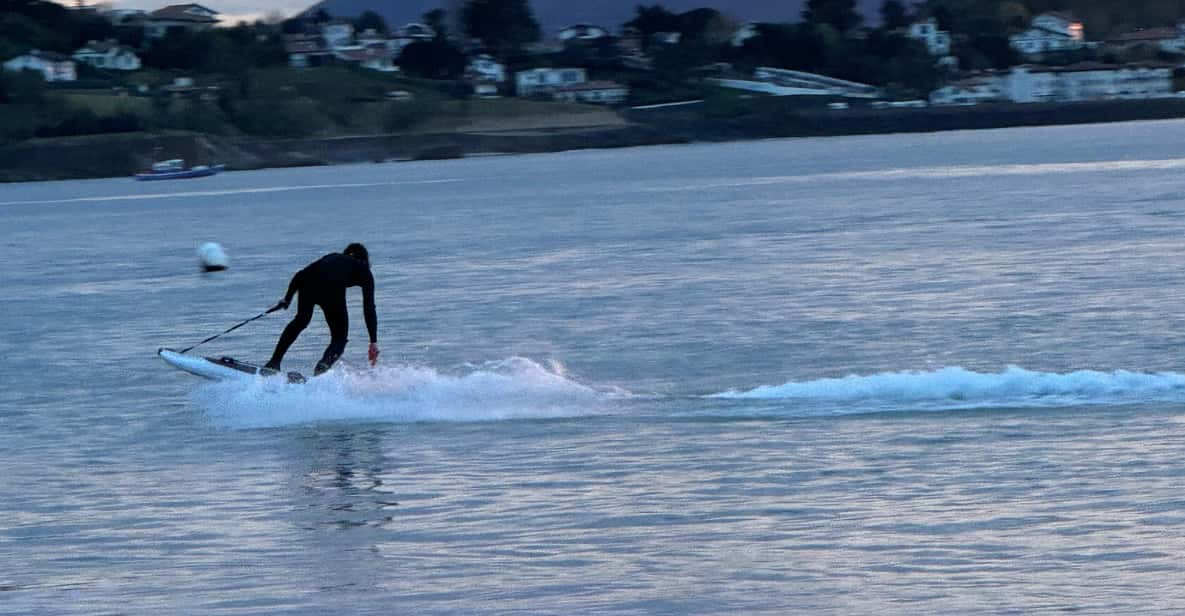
[626,97,1185,141]
[5,97,1185,182]
[0,127,675,183]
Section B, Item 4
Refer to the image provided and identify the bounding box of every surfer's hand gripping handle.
[268,300,289,313]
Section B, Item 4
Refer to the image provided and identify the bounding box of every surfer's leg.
[314,295,349,376]
[266,295,314,370]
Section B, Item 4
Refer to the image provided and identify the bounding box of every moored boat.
[135,159,225,181]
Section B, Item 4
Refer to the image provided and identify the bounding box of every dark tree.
[399,39,467,79]
[355,10,388,34]
[280,17,307,34]
[959,33,1019,70]
[735,23,827,73]
[676,8,723,41]
[803,0,863,33]
[423,9,449,39]
[307,8,332,24]
[142,29,214,70]
[880,0,910,31]
[625,4,681,46]
[461,0,540,56]
[0,69,46,105]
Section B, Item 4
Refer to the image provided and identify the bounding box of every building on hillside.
[284,33,332,68]
[515,67,588,97]
[333,45,398,72]
[1006,63,1171,102]
[1106,24,1185,55]
[73,39,142,71]
[929,63,1172,105]
[396,23,436,40]
[557,24,610,44]
[731,22,759,47]
[387,23,436,55]
[3,50,77,82]
[143,3,219,38]
[357,28,387,47]
[908,18,951,56]
[321,20,355,49]
[551,81,629,104]
[1010,11,1087,56]
[467,54,507,84]
[929,75,1006,105]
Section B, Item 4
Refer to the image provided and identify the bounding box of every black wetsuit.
[266,253,377,374]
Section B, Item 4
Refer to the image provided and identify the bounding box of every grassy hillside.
[3,66,620,144]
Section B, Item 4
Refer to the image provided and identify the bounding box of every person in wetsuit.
[265,243,379,375]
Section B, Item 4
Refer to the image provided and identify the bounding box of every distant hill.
[305,0,885,34]
[302,0,1185,41]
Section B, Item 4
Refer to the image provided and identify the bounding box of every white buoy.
[198,242,229,272]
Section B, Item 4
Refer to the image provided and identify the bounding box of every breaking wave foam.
[192,357,621,429]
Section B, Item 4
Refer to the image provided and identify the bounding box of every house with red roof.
[144,4,219,39]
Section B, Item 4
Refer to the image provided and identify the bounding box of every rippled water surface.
[3,121,1185,614]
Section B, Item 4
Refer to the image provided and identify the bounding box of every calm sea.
[3,121,1185,614]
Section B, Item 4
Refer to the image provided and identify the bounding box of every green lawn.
[61,92,152,116]
[446,98,605,117]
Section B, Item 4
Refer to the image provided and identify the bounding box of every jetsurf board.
[158,348,307,384]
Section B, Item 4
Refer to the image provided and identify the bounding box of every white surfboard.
[158,348,306,384]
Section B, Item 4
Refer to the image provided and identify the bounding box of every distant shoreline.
[5,97,1185,183]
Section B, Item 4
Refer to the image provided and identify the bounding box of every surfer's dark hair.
[344,242,369,265]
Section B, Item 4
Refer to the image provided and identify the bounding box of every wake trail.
[0,178,465,206]
[711,365,1185,415]
[189,361,1185,428]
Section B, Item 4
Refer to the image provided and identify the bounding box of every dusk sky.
[71,0,885,32]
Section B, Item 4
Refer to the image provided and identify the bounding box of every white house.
[386,22,436,55]
[1006,63,1171,103]
[73,39,141,71]
[908,18,951,56]
[515,67,587,97]
[1033,12,1086,39]
[1166,22,1185,54]
[357,28,387,47]
[557,24,610,43]
[1010,11,1086,56]
[551,81,629,104]
[321,20,355,49]
[930,63,1173,105]
[731,22,759,47]
[143,3,219,38]
[3,50,77,82]
[284,33,331,68]
[467,54,506,83]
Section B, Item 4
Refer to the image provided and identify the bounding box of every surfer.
[265,243,380,375]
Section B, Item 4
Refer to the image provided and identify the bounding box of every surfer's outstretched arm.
[361,270,377,345]
[359,269,379,365]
